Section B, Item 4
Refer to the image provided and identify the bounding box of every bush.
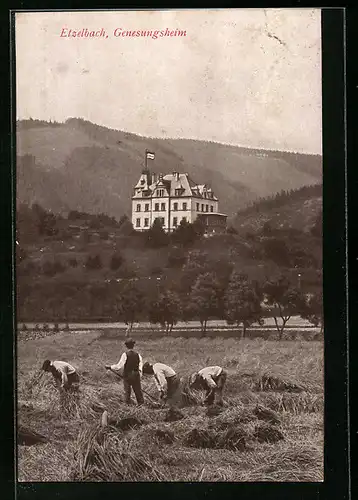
[226,226,238,235]
[150,266,163,276]
[85,254,102,271]
[110,253,124,271]
[42,260,66,277]
[263,237,291,267]
[99,230,109,240]
[167,247,186,268]
[253,422,284,443]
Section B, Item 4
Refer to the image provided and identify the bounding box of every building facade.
[131,170,227,234]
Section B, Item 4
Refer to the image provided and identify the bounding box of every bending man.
[142,361,181,407]
[41,359,80,391]
[189,365,227,406]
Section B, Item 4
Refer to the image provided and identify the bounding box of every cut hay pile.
[237,444,323,482]
[183,428,217,448]
[22,370,48,397]
[180,404,285,451]
[210,405,256,428]
[133,424,176,447]
[253,422,285,443]
[255,374,305,393]
[253,404,281,425]
[182,425,247,451]
[230,391,323,415]
[104,415,147,431]
[180,377,203,406]
[70,424,166,481]
[164,407,185,422]
[214,427,247,451]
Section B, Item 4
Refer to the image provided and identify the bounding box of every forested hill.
[232,184,322,234]
[17,118,322,218]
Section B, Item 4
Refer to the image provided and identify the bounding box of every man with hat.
[105,338,144,405]
[142,361,181,408]
[41,359,80,391]
[189,365,227,406]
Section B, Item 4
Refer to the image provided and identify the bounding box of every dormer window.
[157,189,164,197]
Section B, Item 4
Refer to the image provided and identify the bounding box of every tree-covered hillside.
[17,118,322,218]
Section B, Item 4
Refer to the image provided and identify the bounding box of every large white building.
[131,169,227,234]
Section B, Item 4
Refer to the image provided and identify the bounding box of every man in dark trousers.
[189,365,227,406]
[41,359,80,391]
[105,338,144,405]
[142,361,181,408]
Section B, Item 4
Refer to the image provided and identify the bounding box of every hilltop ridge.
[17,118,322,218]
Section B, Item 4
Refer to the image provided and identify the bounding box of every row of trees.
[18,270,323,339]
[145,273,322,338]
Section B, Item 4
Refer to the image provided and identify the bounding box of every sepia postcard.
[14,8,332,485]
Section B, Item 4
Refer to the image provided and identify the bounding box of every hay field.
[17,330,324,482]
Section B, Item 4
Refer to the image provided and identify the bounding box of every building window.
[175,188,182,196]
[136,204,141,212]
[155,203,159,211]
[156,217,165,226]
[196,203,200,211]
[161,203,166,211]
[136,218,141,227]
[155,217,165,226]
[210,206,214,212]
[206,204,209,212]
[182,202,187,211]
[173,202,178,211]
[157,189,164,197]
[145,204,149,212]
[144,218,149,227]
[201,204,204,211]
[173,217,178,227]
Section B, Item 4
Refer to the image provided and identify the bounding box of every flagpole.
[145,149,148,171]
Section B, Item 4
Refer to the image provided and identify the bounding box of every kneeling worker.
[142,361,181,407]
[105,338,144,406]
[41,359,80,390]
[189,365,227,406]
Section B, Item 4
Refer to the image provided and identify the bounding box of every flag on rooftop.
[146,151,155,160]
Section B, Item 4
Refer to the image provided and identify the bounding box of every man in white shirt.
[105,338,144,405]
[41,359,79,390]
[142,361,181,407]
[189,366,227,405]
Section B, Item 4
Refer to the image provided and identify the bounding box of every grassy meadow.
[17,330,324,482]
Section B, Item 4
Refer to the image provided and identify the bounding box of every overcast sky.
[16,9,322,154]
